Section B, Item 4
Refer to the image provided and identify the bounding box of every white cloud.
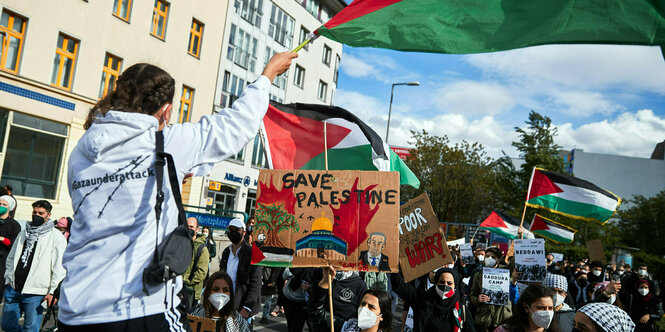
[547,90,624,117]
[433,81,516,115]
[556,110,665,157]
[339,54,378,79]
[339,52,419,84]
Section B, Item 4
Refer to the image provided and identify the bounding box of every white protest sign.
[460,243,475,265]
[447,238,465,246]
[482,268,510,306]
[516,282,529,296]
[551,253,564,262]
[515,238,546,282]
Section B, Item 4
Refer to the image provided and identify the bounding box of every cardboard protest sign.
[586,239,606,264]
[515,239,547,282]
[460,243,475,265]
[187,315,216,332]
[551,253,564,263]
[398,193,452,282]
[253,170,400,272]
[482,268,510,306]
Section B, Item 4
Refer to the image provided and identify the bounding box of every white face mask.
[638,269,647,276]
[607,294,616,304]
[618,270,624,275]
[357,306,381,329]
[638,288,649,296]
[484,257,497,268]
[592,270,602,277]
[553,294,565,308]
[529,307,554,329]
[477,255,485,262]
[209,293,230,311]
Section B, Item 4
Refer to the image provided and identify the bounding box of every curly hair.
[84,63,175,129]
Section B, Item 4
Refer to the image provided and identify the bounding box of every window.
[235,0,263,27]
[293,65,305,88]
[322,45,331,66]
[268,4,293,47]
[227,24,257,71]
[207,184,237,212]
[333,54,340,84]
[245,189,256,216]
[112,0,132,22]
[50,34,79,90]
[230,147,244,162]
[298,26,310,51]
[0,10,27,74]
[151,0,169,40]
[1,111,67,199]
[251,134,266,167]
[317,80,327,102]
[188,19,204,58]
[178,85,194,123]
[305,0,319,18]
[98,53,122,98]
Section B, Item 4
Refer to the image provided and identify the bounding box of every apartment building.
[201,0,346,218]
[0,0,227,219]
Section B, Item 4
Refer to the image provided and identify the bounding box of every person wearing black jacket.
[391,267,475,332]
[309,267,368,332]
[626,279,664,332]
[0,195,20,304]
[219,219,263,324]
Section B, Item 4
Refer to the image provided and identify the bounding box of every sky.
[331,44,665,160]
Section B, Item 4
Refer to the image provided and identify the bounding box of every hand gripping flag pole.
[292,32,319,53]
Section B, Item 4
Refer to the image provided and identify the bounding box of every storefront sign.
[224,173,253,187]
[186,211,235,229]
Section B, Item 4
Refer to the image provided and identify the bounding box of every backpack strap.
[188,243,207,282]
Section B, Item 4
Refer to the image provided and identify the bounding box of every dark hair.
[502,285,554,332]
[361,289,393,332]
[4,185,12,192]
[32,200,53,213]
[202,271,235,319]
[485,247,503,260]
[84,63,175,129]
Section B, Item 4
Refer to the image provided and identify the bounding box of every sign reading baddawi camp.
[515,238,547,282]
[252,169,400,272]
[398,193,452,282]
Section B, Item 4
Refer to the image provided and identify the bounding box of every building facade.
[0,0,227,220]
[200,0,346,218]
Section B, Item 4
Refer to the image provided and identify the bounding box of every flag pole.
[291,32,319,53]
[519,167,537,230]
[323,120,334,332]
[324,121,329,171]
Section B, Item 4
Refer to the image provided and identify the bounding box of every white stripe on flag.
[551,183,618,211]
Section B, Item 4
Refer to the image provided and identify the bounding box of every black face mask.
[578,279,588,287]
[571,328,581,332]
[246,225,254,234]
[227,230,243,244]
[31,214,46,226]
[437,284,453,293]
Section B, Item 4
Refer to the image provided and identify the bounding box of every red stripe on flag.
[251,242,266,264]
[530,215,550,232]
[479,211,508,229]
[264,105,351,169]
[528,169,564,201]
[317,0,404,31]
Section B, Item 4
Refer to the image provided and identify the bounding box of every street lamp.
[386,81,420,144]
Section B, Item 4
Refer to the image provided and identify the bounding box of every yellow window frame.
[187,19,204,58]
[151,0,169,40]
[178,85,194,123]
[0,11,27,74]
[52,34,79,90]
[112,0,132,22]
[101,53,122,97]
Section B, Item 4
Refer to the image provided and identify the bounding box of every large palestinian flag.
[529,214,577,244]
[526,168,620,224]
[315,0,665,54]
[479,210,533,240]
[261,101,420,188]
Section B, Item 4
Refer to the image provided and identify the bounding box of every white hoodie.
[58,76,270,325]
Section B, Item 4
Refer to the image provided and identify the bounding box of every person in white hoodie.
[57,52,297,331]
[2,200,66,332]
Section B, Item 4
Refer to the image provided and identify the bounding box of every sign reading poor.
[252,170,400,272]
[398,193,452,282]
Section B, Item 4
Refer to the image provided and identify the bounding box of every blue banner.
[185,211,235,229]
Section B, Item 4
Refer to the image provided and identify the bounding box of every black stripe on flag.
[269,101,387,159]
[539,169,617,200]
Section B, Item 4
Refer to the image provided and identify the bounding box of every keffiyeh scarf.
[21,220,54,268]
[579,302,635,332]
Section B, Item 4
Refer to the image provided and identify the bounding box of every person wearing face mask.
[568,271,589,309]
[574,302,635,332]
[202,227,217,260]
[190,271,251,332]
[0,195,20,304]
[219,218,263,326]
[543,274,574,332]
[625,280,663,332]
[589,281,623,309]
[310,266,368,332]
[183,217,210,307]
[2,200,66,332]
[340,289,393,332]
[494,285,555,332]
[390,267,475,332]
[470,247,513,332]
[587,261,605,285]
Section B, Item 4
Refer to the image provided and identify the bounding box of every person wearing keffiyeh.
[2,200,66,332]
[575,302,635,332]
[390,267,475,332]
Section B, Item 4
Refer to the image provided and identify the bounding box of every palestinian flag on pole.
[479,211,533,240]
[260,101,420,188]
[529,214,577,244]
[526,168,621,224]
[314,0,665,54]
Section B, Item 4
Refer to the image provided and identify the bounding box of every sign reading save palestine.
[526,168,621,224]
[314,0,665,54]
